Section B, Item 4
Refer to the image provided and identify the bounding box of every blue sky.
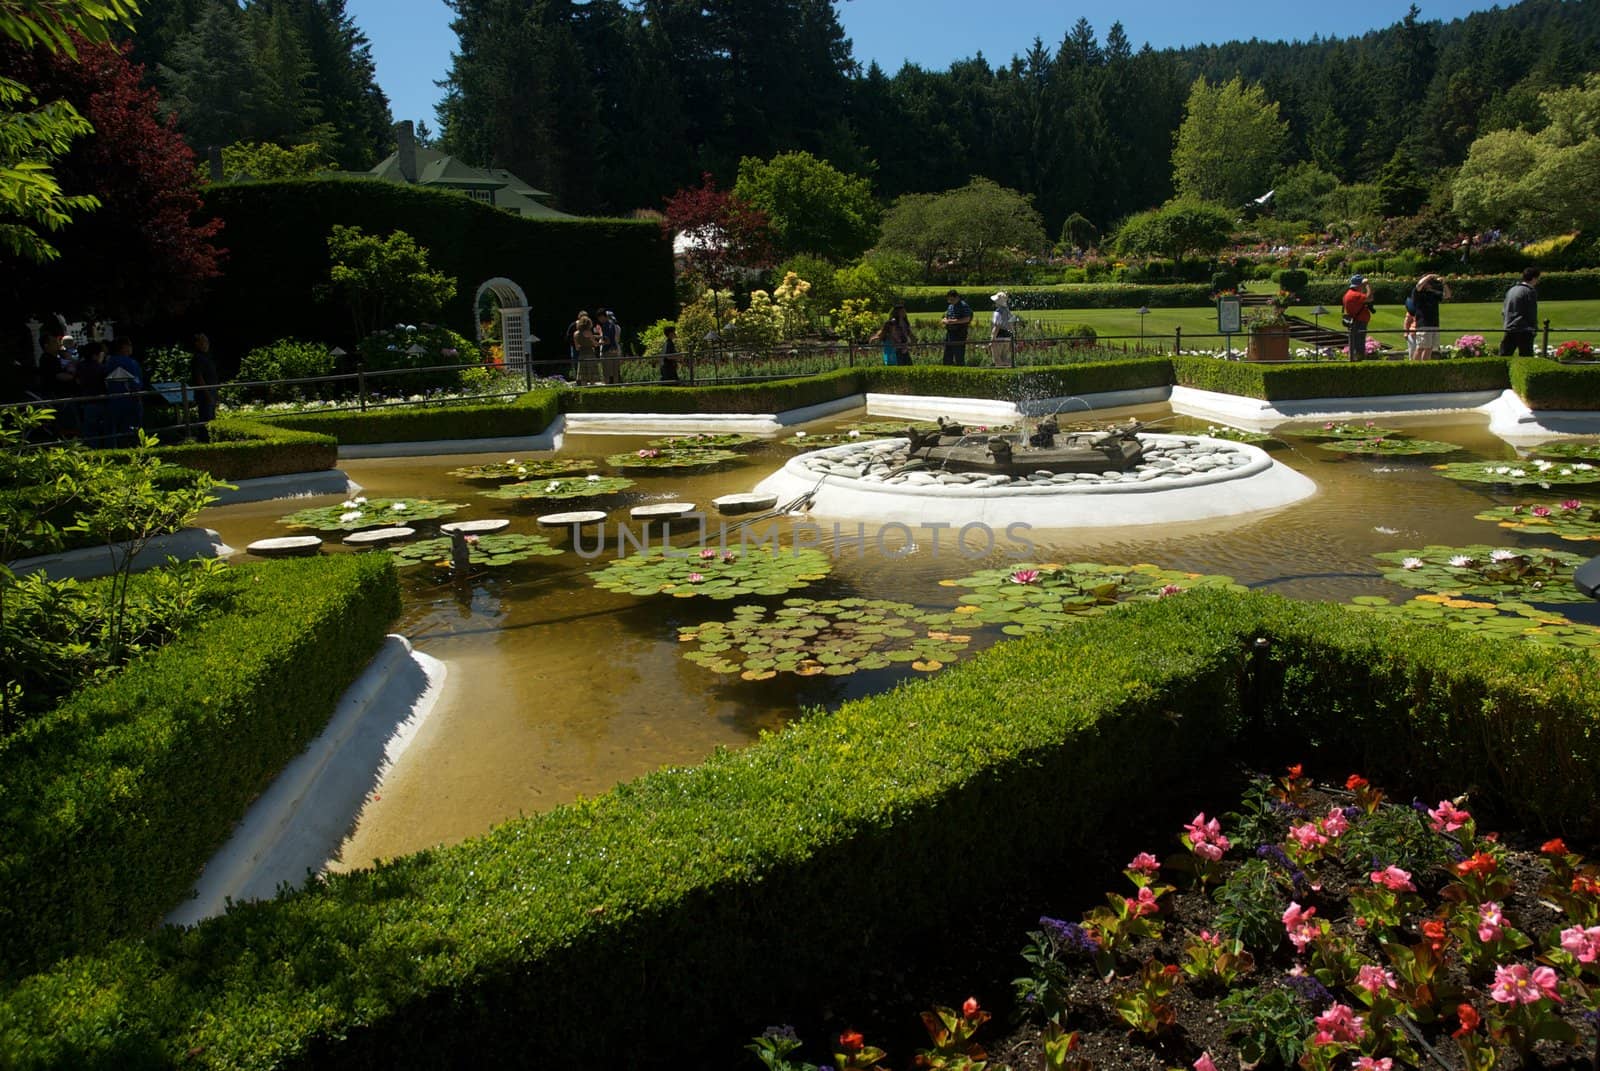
[349,0,1503,132]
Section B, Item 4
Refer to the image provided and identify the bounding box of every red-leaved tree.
[661,172,773,294]
[0,36,224,324]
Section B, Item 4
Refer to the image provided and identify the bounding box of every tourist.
[104,336,145,445]
[940,289,972,366]
[596,308,622,385]
[572,311,600,384]
[659,324,680,383]
[1402,307,1418,361]
[872,304,913,366]
[989,291,1016,368]
[1408,274,1451,361]
[190,333,220,442]
[1341,275,1373,362]
[75,342,109,446]
[1499,267,1540,357]
[36,333,79,438]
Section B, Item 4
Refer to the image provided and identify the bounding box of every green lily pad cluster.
[1374,544,1591,604]
[604,447,742,470]
[1300,421,1401,441]
[1533,441,1600,463]
[277,497,465,532]
[589,546,831,600]
[1203,425,1276,445]
[1347,595,1600,650]
[388,533,563,568]
[1432,460,1600,486]
[678,597,972,679]
[940,562,1247,636]
[1316,437,1463,456]
[1475,500,1600,541]
[645,433,762,451]
[783,430,865,451]
[482,475,636,501]
[447,458,598,482]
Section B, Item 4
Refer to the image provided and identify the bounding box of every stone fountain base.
[753,434,1316,528]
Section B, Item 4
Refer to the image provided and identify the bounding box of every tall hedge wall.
[3,591,1598,1068]
[188,179,674,370]
[0,554,399,980]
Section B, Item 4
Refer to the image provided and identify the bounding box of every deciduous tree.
[661,172,774,293]
[732,150,879,263]
[323,224,456,340]
[1113,198,1233,264]
[1172,76,1288,206]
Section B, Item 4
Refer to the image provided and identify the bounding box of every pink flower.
[1009,569,1041,585]
[699,547,718,559]
[1128,852,1160,875]
[1194,1055,1218,1071]
[1356,964,1398,994]
[1561,925,1600,963]
[721,551,738,562]
[1126,885,1160,917]
[1321,807,1349,838]
[1477,902,1505,943]
[1289,822,1328,850]
[1532,505,1552,518]
[1428,799,1471,833]
[1283,901,1319,952]
[1184,813,1229,861]
[1158,583,1182,597]
[1312,1003,1366,1045]
[1357,1059,1394,1071]
[1369,865,1415,892]
[686,572,705,583]
[1491,964,1555,1004]
[1197,929,1221,947]
[1561,499,1583,511]
[1533,966,1564,1002]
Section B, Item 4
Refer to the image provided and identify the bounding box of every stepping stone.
[246,535,323,558]
[440,518,512,535]
[712,492,778,516]
[342,526,416,546]
[537,510,608,528]
[629,502,697,521]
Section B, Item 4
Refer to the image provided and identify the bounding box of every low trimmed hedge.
[0,554,399,980]
[1299,269,1600,306]
[558,368,868,414]
[261,389,561,444]
[859,358,1172,401]
[1173,355,1511,401]
[898,282,1213,312]
[3,591,1598,1068]
[143,419,337,480]
[1509,357,1600,411]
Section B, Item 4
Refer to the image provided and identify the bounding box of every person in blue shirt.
[104,336,146,446]
[941,290,973,366]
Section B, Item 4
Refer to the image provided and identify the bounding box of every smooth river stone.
[629,502,697,520]
[537,510,608,528]
[343,526,416,546]
[712,492,777,515]
[246,535,323,558]
[440,518,512,535]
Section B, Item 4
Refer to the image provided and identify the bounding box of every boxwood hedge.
[1173,355,1511,401]
[1509,357,1600,411]
[2,590,1596,1068]
[0,554,399,981]
[137,419,337,480]
[261,388,563,444]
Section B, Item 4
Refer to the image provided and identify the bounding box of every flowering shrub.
[1555,339,1595,362]
[1453,334,1487,358]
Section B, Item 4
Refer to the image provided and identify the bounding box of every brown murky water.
[195,405,1581,868]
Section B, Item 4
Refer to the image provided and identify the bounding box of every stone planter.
[1247,326,1291,362]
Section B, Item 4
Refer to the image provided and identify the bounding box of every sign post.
[1217,295,1242,357]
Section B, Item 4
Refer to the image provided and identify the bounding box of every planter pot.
[1247,326,1291,362]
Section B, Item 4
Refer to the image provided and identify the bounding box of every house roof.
[361,146,568,216]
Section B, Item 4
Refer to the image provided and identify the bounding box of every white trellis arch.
[473,277,532,370]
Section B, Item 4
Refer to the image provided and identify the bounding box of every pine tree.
[159,0,260,148]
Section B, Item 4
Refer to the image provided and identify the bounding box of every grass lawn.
[912,300,1600,349]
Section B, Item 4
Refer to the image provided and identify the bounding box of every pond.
[195,404,1598,869]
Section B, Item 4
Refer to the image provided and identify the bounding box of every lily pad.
[1374,544,1591,604]
[1202,425,1276,445]
[605,447,742,471]
[941,562,1247,635]
[783,431,862,452]
[389,533,563,568]
[447,458,599,482]
[1433,460,1600,487]
[482,476,636,501]
[678,597,972,678]
[1475,500,1600,541]
[589,545,831,600]
[645,433,763,450]
[1346,596,1600,651]
[1532,441,1600,463]
[848,420,940,436]
[1300,421,1402,441]
[1316,437,1464,456]
[278,497,466,532]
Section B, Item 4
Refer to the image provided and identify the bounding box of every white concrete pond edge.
[167,634,446,927]
[10,527,235,581]
[754,434,1317,528]
[335,416,565,459]
[210,469,361,505]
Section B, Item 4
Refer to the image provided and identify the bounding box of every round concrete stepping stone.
[712,492,778,516]
[342,526,416,546]
[440,518,512,535]
[246,535,323,558]
[629,502,697,521]
[537,510,608,528]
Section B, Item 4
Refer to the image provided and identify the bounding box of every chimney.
[395,120,417,183]
[207,145,223,183]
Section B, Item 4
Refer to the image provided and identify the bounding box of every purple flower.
[1041,916,1100,953]
[1286,972,1334,1009]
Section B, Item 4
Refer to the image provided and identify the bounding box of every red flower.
[962,996,981,1019]
[1543,838,1570,856]
[1453,1003,1480,1037]
[1287,764,1304,780]
[1421,919,1448,951]
[1456,852,1498,877]
[1345,774,1368,791]
[1573,874,1600,897]
[839,1030,864,1053]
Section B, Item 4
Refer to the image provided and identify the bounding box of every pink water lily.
[1561,499,1583,511]
[699,547,718,559]
[637,448,660,458]
[1158,584,1183,597]
[1428,799,1471,833]
[1532,505,1552,518]
[1561,925,1600,962]
[1009,569,1041,585]
[1370,865,1415,892]
[1312,1003,1365,1044]
[686,572,705,583]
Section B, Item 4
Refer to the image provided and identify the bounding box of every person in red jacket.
[1341,274,1374,361]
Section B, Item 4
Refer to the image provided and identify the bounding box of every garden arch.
[473,278,532,369]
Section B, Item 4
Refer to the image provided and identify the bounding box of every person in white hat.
[989,291,1016,368]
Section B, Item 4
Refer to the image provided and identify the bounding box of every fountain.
[752,415,1317,528]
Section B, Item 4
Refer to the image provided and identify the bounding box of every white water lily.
[1493,467,1511,475]
[1490,549,1518,562]
[353,496,368,505]
[546,481,560,491]
[1448,555,1474,567]
[340,511,363,523]
[1373,526,1399,535]
[341,499,357,508]
[1576,463,1595,471]
[794,431,807,438]
[1401,557,1423,569]
[506,458,517,464]
[848,430,861,438]
[390,502,408,511]
[586,474,602,482]
[1508,469,1526,478]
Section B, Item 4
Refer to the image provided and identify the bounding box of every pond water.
[195,404,1591,869]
